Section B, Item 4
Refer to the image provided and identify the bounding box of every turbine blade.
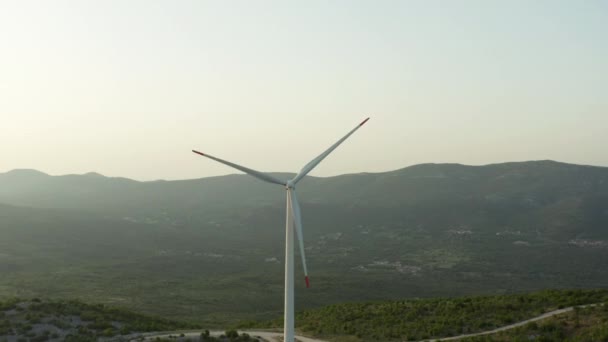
[192,150,285,186]
[289,189,309,288]
[291,117,370,185]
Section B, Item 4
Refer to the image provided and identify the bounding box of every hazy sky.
[1,1,607,180]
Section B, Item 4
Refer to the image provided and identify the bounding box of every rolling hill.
[241,288,608,341]
[1,161,607,324]
[2,290,605,342]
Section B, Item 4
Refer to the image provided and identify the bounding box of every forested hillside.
[461,303,608,342]
[1,161,608,324]
[2,290,606,342]
[240,289,608,341]
[0,297,194,341]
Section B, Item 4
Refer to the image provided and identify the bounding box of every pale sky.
[1,1,607,180]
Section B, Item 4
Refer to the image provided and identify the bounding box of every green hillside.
[3,161,608,241]
[0,297,194,341]
[239,289,608,341]
[1,161,608,324]
[461,304,608,342]
[2,290,606,342]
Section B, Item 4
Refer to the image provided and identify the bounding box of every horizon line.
[2,159,607,183]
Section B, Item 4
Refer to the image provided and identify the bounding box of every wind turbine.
[192,117,369,341]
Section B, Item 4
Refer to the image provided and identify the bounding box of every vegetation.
[240,289,608,341]
[2,290,608,341]
[147,330,258,341]
[2,161,608,325]
[461,303,608,342]
[0,298,196,341]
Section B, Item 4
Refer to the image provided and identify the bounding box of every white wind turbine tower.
[192,117,369,341]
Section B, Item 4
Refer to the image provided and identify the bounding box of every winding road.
[424,303,600,341]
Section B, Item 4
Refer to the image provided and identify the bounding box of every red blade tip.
[359,117,370,126]
[192,150,205,156]
[305,276,310,288]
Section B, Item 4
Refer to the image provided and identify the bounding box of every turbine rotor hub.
[286,180,295,189]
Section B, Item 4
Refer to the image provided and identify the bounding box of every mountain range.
[1,160,607,324]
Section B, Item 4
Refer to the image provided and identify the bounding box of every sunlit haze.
[1,1,607,180]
